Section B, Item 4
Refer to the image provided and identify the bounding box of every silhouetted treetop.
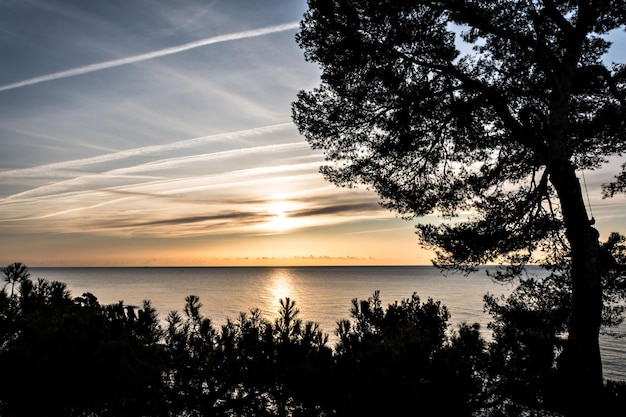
[292,1,626,414]
[294,0,625,222]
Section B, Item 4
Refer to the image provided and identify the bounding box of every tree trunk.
[549,159,604,415]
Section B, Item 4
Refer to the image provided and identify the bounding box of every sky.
[0,0,625,267]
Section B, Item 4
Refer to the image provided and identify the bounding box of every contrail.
[0,22,300,93]
[107,142,311,175]
[0,123,293,178]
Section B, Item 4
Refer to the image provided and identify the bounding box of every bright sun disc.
[266,201,297,232]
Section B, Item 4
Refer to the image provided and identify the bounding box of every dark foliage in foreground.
[1,263,625,417]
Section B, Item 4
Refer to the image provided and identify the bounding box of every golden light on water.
[270,270,293,301]
[263,269,299,320]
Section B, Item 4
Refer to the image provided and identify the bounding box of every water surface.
[30,266,624,380]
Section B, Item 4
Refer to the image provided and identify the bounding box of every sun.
[268,212,290,231]
[266,201,298,233]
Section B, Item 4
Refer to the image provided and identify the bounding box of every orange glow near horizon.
[2,218,433,267]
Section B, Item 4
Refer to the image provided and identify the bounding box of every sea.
[30,265,625,381]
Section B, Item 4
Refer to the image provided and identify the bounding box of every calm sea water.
[30,266,625,381]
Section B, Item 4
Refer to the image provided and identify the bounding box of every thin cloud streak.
[0,22,300,93]
[0,123,293,178]
[111,165,323,196]
[0,140,319,203]
[0,164,322,207]
[108,142,311,175]
[0,197,132,222]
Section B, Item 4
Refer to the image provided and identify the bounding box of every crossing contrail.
[0,123,294,178]
[0,21,300,93]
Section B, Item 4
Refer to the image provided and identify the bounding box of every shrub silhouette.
[1,264,624,417]
[0,275,166,416]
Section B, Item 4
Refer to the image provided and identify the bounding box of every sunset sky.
[1,0,625,267]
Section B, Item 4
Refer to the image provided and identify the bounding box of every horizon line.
[22,264,548,269]
[25,264,431,268]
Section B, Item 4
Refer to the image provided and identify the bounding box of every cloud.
[106,142,310,175]
[0,197,133,222]
[0,123,294,179]
[291,202,382,218]
[113,211,269,229]
[247,255,369,261]
[0,22,299,93]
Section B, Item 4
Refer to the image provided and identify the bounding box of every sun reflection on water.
[271,273,292,301]
[263,269,298,320]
